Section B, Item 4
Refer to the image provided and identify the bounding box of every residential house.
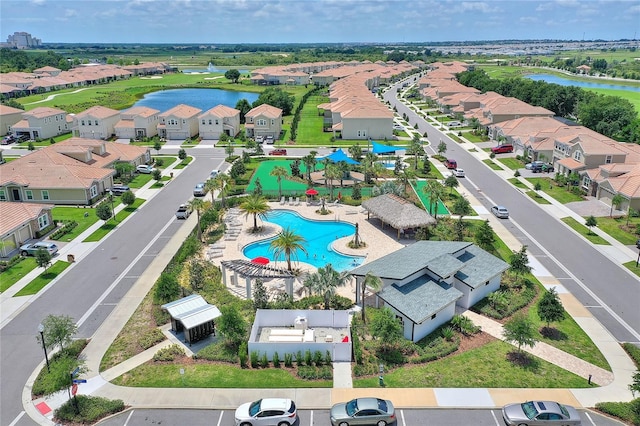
[10,107,69,140]
[0,105,24,136]
[244,104,282,140]
[198,105,241,140]
[0,137,149,205]
[0,201,54,257]
[115,106,160,140]
[350,241,509,342]
[594,165,640,211]
[158,104,202,140]
[74,106,120,139]
[489,116,569,158]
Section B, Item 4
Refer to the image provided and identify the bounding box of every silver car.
[234,398,297,426]
[330,397,395,426]
[193,182,207,196]
[20,242,58,257]
[502,401,581,426]
[491,205,509,219]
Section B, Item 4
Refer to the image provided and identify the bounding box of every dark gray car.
[502,401,581,426]
[330,397,395,426]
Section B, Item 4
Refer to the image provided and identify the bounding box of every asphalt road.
[383,82,640,345]
[96,407,623,426]
[0,149,227,426]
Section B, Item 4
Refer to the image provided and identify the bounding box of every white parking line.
[491,409,501,425]
[400,409,407,426]
[584,411,597,425]
[309,409,313,426]
[216,410,224,426]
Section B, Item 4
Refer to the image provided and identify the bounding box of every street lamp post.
[636,239,640,268]
[109,189,116,221]
[38,323,50,373]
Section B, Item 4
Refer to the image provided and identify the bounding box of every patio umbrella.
[305,188,319,196]
[251,256,270,265]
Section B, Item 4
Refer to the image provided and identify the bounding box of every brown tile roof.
[75,105,120,119]
[200,105,240,118]
[0,201,52,235]
[0,104,25,115]
[246,104,282,118]
[159,104,202,118]
[23,107,66,118]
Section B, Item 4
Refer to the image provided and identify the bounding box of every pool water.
[242,210,365,271]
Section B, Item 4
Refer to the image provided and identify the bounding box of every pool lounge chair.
[289,196,294,206]
[280,196,285,205]
[295,197,300,206]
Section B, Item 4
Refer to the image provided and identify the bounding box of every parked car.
[136,164,155,174]
[234,398,297,426]
[330,397,395,426]
[491,205,509,219]
[20,242,59,257]
[452,168,465,178]
[209,169,220,179]
[525,161,544,170]
[444,158,457,169]
[502,400,581,425]
[269,148,288,156]
[448,120,462,127]
[393,124,404,130]
[1,134,16,145]
[175,204,191,219]
[491,144,514,154]
[264,135,275,144]
[193,182,207,196]
[255,135,264,143]
[532,162,553,173]
[109,185,130,196]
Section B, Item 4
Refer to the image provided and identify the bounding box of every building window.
[201,120,205,125]
[0,190,6,201]
[41,190,49,200]
[573,151,582,161]
[395,315,404,326]
[90,185,98,198]
[605,155,612,164]
[257,119,266,126]
[25,190,33,200]
[215,120,219,125]
[81,120,85,125]
[37,214,49,230]
[95,120,99,125]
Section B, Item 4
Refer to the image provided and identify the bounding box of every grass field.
[83,198,145,242]
[526,178,585,204]
[0,257,37,292]
[52,206,103,241]
[561,217,611,245]
[14,261,71,296]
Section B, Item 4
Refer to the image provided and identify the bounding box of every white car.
[209,169,220,179]
[136,164,155,174]
[193,182,207,197]
[452,168,465,177]
[235,398,297,426]
[20,242,59,257]
[491,205,509,219]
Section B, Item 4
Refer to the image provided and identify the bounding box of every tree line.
[0,48,71,73]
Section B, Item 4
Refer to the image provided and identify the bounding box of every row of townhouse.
[0,63,170,99]
[1,102,283,142]
[420,61,640,212]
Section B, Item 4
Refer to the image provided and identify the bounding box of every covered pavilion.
[362,193,436,239]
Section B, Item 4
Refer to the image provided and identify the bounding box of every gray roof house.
[350,241,509,342]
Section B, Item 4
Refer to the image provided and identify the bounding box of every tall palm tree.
[324,163,341,200]
[205,178,217,204]
[305,264,351,309]
[361,272,382,322]
[269,227,307,271]
[409,134,424,171]
[399,167,416,194]
[302,154,317,182]
[214,174,232,207]
[239,193,270,232]
[270,166,288,200]
[424,180,445,221]
[187,198,205,241]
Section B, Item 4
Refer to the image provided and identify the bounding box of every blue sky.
[2,0,639,44]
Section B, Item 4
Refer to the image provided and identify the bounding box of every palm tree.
[205,178,217,204]
[239,193,270,232]
[424,180,445,220]
[409,133,424,171]
[399,167,416,194]
[302,154,317,182]
[305,264,351,309]
[324,163,341,200]
[269,227,307,271]
[187,198,205,241]
[214,174,232,207]
[270,166,288,200]
[361,272,382,322]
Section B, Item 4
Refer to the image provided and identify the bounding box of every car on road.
[451,168,465,178]
[209,169,220,179]
[136,164,155,174]
[20,242,59,257]
[502,400,581,425]
[393,124,404,130]
[110,185,130,196]
[193,182,207,196]
[175,204,191,219]
[269,148,288,156]
[444,158,457,169]
[234,398,297,426]
[330,397,395,426]
[491,144,514,154]
[491,205,509,219]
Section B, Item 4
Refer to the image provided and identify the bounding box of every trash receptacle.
[67,254,75,263]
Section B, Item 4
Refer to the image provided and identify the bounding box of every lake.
[525,74,640,93]
[132,88,259,112]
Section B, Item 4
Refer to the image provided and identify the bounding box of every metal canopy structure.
[220,259,296,299]
[317,149,360,165]
[161,294,221,345]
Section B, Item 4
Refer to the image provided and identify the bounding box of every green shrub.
[325,350,332,365]
[623,343,640,366]
[54,395,125,424]
[596,399,640,424]
[50,220,78,240]
[153,344,185,362]
[352,331,363,365]
[32,339,88,397]
[284,353,293,367]
[304,349,313,366]
[250,351,259,368]
[313,350,324,366]
[296,350,303,366]
[0,254,25,273]
[441,326,455,341]
[238,342,248,368]
[154,158,164,167]
[35,223,56,238]
[272,351,280,367]
[261,352,269,368]
[139,328,165,350]
[197,341,239,363]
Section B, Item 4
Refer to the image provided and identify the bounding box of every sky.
[1,0,639,44]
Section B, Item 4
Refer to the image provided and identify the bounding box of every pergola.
[220,259,296,299]
[362,193,436,239]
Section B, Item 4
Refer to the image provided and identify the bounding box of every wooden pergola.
[220,259,296,299]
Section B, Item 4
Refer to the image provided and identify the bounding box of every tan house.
[74,106,121,139]
[0,104,24,136]
[199,105,241,140]
[244,104,282,140]
[10,107,69,140]
[0,201,54,257]
[115,106,160,140]
[158,104,202,140]
[0,137,149,205]
[594,165,640,211]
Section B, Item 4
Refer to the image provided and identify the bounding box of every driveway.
[565,196,625,217]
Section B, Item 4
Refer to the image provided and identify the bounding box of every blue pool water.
[132,88,259,112]
[242,210,365,272]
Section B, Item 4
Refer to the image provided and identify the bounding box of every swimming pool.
[242,210,365,271]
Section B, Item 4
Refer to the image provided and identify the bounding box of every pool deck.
[207,201,406,300]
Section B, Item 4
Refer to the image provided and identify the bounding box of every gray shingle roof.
[454,245,509,289]
[377,277,463,324]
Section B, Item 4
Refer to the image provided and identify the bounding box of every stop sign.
[71,384,78,396]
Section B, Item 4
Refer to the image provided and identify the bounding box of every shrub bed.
[32,339,88,397]
[0,254,24,272]
[153,344,185,362]
[54,395,125,424]
[50,220,78,240]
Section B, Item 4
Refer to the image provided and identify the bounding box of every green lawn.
[507,178,528,189]
[353,340,592,388]
[561,217,611,245]
[0,257,37,292]
[83,198,145,242]
[14,261,70,296]
[498,158,524,170]
[112,362,332,388]
[526,191,551,204]
[594,216,640,245]
[173,156,194,169]
[461,132,489,143]
[127,174,153,188]
[482,159,502,170]
[52,206,102,241]
[623,260,640,277]
[526,178,585,204]
[411,181,450,216]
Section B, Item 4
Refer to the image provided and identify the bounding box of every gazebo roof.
[161,294,222,330]
[220,259,296,279]
[362,194,435,230]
